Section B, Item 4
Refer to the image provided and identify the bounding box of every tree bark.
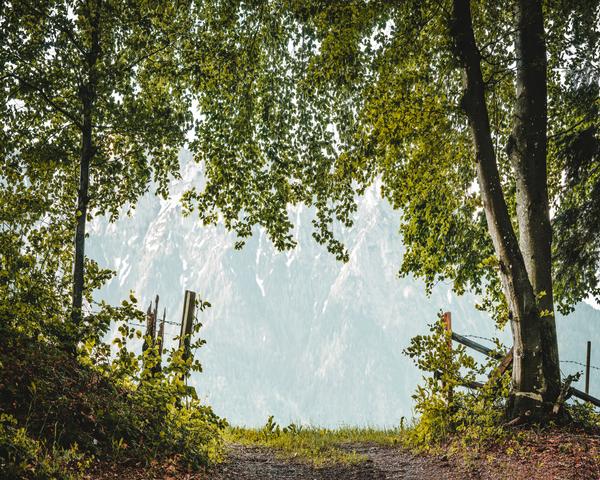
[71,0,101,328]
[71,108,91,326]
[451,0,547,418]
[508,0,561,403]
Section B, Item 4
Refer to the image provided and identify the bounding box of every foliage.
[403,315,510,450]
[0,414,88,480]
[226,420,401,466]
[182,0,600,323]
[1,0,193,211]
[567,401,600,429]
[0,299,226,476]
[553,123,600,314]
[1,0,195,335]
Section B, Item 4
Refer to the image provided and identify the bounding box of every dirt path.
[210,443,458,480]
[89,430,600,479]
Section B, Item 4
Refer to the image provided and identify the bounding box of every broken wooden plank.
[482,347,514,390]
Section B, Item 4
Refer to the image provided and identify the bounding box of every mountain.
[88,151,600,427]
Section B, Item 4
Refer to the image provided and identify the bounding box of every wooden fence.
[442,311,600,409]
[138,290,199,399]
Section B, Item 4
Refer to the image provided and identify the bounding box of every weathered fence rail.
[451,331,504,359]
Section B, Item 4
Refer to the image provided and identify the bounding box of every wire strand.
[560,360,600,372]
[456,335,600,372]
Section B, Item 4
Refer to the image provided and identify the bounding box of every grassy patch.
[225,419,403,466]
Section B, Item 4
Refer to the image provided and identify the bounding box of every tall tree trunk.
[451,0,547,418]
[71,103,92,326]
[71,0,101,328]
[509,0,561,403]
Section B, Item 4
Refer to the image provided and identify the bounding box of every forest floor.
[88,427,600,480]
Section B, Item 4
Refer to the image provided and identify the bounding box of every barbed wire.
[126,322,145,328]
[163,319,181,326]
[560,360,600,372]
[124,319,600,373]
[459,334,600,372]
[124,319,181,329]
[461,334,498,344]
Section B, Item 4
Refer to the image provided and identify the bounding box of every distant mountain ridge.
[88,151,600,427]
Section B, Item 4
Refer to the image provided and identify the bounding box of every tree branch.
[8,73,82,128]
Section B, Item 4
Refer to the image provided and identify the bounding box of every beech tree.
[1,0,194,339]
[185,0,600,419]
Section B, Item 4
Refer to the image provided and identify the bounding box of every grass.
[224,419,404,466]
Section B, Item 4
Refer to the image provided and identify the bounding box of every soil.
[88,428,600,480]
[209,443,458,480]
[88,443,459,480]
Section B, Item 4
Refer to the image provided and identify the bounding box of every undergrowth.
[402,314,512,452]
[0,413,88,480]
[568,400,600,429]
[0,297,226,479]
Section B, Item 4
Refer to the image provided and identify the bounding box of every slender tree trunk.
[451,0,547,418]
[71,105,92,326]
[71,0,101,328]
[509,0,561,403]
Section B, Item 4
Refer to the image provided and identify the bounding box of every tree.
[450,0,559,416]
[185,0,600,419]
[1,0,194,339]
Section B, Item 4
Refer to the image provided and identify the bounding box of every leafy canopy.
[184,0,600,318]
[1,0,196,338]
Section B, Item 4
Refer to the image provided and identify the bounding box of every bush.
[567,400,600,428]
[82,303,227,468]
[403,314,510,450]
[0,414,88,480]
[0,298,226,477]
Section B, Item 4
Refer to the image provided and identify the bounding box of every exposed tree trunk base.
[506,395,573,426]
[508,394,543,424]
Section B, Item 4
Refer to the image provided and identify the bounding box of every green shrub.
[79,302,227,468]
[403,314,510,450]
[0,297,226,476]
[0,413,88,480]
[567,400,600,428]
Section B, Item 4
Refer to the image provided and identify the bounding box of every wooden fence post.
[152,294,159,334]
[152,308,166,375]
[442,311,453,404]
[179,290,196,363]
[178,290,198,404]
[157,308,166,353]
[142,301,156,354]
[586,341,591,395]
